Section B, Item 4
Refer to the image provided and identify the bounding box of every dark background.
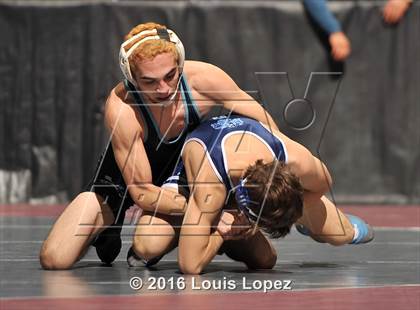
[0,0,419,204]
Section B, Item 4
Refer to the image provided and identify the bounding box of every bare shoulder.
[104,82,143,133]
[182,140,223,184]
[259,125,315,174]
[184,60,223,74]
[184,61,231,91]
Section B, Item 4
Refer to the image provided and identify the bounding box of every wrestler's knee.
[132,235,171,261]
[179,260,203,275]
[74,191,103,206]
[246,250,277,270]
[39,242,73,270]
[259,250,277,269]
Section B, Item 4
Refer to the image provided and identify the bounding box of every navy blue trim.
[181,76,201,127]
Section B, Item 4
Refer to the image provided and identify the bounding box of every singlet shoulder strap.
[180,76,201,128]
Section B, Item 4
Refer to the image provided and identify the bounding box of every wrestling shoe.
[347,214,375,244]
[295,214,374,244]
[92,207,126,265]
[295,223,311,236]
[126,246,164,268]
[92,224,122,265]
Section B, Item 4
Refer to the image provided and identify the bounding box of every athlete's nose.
[156,79,170,95]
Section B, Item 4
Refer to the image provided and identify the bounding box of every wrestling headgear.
[234,178,270,225]
[119,27,185,86]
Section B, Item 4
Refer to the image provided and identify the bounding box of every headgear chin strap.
[234,178,269,225]
[119,27,185,86]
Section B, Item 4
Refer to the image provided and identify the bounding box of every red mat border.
[0,204,419,227]
[1,285,419,310]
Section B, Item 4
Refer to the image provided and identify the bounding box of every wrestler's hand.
[382,0,411,24]
[217,211,255,240]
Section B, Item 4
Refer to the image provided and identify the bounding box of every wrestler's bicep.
[113,131,152,183]
[105,96,152,184]
[181,140,226,230]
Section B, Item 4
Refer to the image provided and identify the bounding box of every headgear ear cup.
[163,29,185,104]
[234,178,271,225]
[167,29,185,70]
[119,28,185,85]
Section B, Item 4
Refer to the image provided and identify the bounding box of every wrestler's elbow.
[178,248,205,275]
[127,184,158,211]
[179,259,204,275]
[127,186,148,209]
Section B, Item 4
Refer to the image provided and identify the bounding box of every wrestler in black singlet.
[87,75,200,264]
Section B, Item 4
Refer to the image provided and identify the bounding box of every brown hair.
[243,160,304,238]
[123,22,179,75]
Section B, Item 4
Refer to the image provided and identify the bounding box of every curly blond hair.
[123,22,179,75]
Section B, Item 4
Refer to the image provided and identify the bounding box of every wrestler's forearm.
[205,64,280,132]
[179,230,224,274]
[128,184,187,215]
[231,99,280,132]
[178,195,225,274]
[197,230,224,270]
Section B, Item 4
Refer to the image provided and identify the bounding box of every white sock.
[352,224,360,243]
